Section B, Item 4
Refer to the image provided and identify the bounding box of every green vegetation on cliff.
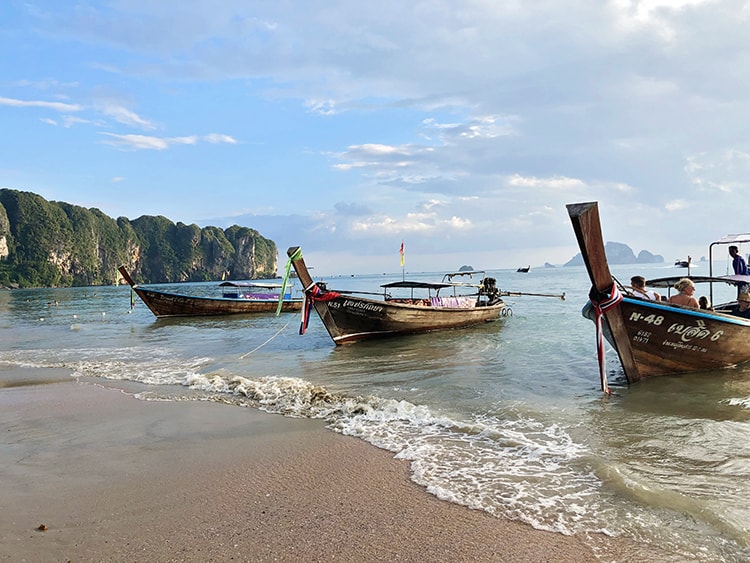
[0,189,278,288]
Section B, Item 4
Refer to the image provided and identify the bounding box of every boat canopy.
[442,270,486,281]
[709,234,750,271]
[645,274,750,288]
[382,270,489,291]
[710,234,750,245]
[381,280,453,290]
[219,281,285,289]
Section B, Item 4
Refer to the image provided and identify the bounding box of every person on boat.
[729,245,750,297]
[629,276,662,301]
[699,296,713,311]
[730,292,750,318]
[667,278,700,308]
[730,246,749,275]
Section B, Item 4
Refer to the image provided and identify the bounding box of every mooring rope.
[239,321,290,359]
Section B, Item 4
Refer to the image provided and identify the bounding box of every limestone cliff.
[0,188,278,288]
[564,241,664,267]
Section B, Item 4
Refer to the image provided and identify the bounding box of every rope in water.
[238,321,290,359]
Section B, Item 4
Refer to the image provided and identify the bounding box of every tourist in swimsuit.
[668,278,699,308]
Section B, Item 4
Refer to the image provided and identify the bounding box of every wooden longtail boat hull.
[286,247,505,344]
[584,297,750,378]
[119,267,302,318]
[307,294,503,344]
[568,201,750,382]
[131,286,303,317]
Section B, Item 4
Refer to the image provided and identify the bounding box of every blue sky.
[2,0,750,276]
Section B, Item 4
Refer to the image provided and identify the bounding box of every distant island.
[564,242,664,267]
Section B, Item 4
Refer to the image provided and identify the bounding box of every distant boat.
[516,265,530,273]
[118,266,303,318]
[674,258,691,267]
[567,201,750,388]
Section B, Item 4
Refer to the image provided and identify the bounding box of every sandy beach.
[0,371,646,562]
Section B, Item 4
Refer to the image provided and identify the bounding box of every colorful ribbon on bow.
[299,284,340,335]
[276,248,302,316]
[589,282,622,394]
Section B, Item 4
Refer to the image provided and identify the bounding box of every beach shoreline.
[1,371,645,562]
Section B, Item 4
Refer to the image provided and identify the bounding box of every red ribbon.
[299,285,340,335]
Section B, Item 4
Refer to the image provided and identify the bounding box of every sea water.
[1,262,750,562]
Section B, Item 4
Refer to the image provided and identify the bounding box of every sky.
[2,0,750,276]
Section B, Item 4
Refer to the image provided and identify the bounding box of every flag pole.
[399,241,405,281]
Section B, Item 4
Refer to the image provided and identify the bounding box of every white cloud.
[0,96,81,112]
[99,105,156,130]
[423,115,517,141]
[446,216,471,229]
[685,149,750,193]
[305,99,338,115]
[205,133,237,144]
[507,174,585,190]
[61,116,92,128]
[98,133,236,151]
[665,199,690,211]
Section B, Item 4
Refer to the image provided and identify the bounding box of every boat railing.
[441,270,486,284]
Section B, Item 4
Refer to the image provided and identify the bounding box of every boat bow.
[567,202,642,385]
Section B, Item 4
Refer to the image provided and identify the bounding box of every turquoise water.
[1,262,749,562]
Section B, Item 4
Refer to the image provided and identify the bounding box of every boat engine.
[480,277,502,304]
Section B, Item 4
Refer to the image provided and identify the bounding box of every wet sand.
[0,373,646,562]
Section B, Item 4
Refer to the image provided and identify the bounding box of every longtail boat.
[285,246,564,345]
[567,201,750,390]
[118,266,303,318]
